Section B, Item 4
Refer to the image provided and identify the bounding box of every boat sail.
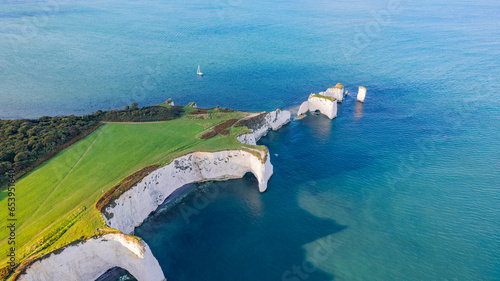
[197,65,203,76]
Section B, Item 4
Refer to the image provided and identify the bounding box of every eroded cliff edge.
[14,109,290,281]
[104,149,273,234]
[104,109,290,234]
[236,109,291,145]
[17,234,165,281]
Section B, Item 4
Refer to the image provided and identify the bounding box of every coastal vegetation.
[329,83,344,89]
[0,105,266,280]
[200,119,238,139]
[0,105,183,188]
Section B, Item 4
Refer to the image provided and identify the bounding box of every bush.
[0,162,12,175]
[233,113,267,130]
[100,106,183,122]
[213,119,237,133]
[200,130,217,139]
[43,133,59,144]
[188,108,209,115]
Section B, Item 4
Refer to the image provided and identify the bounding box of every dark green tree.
[14,151,30,162]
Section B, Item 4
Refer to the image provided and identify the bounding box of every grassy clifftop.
[0,106,266,280]
[311,93,335,102]
[328,83,344,89]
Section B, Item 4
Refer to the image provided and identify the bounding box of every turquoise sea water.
[1,0,499,280]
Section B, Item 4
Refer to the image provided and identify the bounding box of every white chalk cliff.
[104,149,274,234]
[15,108,291,281]
[105,108,290,234]
[165,99,174,106]
[357,86,366,102]
[236,109,291,145]
[297,94,337,119]
[17,233,165,281]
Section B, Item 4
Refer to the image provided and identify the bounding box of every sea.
[1,0,499,280]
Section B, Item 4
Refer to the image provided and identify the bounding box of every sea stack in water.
[324,83,344,102]
[297,93,337,119]
[357,86,366,102]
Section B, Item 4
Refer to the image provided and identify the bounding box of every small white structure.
[357,86,366,102]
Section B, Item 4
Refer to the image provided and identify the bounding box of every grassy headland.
[0,105,266,280]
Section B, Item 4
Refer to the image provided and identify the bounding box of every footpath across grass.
[0,106,264,280]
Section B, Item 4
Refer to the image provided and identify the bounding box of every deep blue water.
[1,0,499,280]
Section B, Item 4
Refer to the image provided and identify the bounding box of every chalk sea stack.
[357,86,366,102]
[165,98,174,106]
[297,93,337,119]
[324,83,344,102]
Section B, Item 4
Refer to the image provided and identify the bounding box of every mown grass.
[0,107,266,280]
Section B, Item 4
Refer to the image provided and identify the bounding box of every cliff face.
[297,95,338,119]
[104,150,273,234]
[357,86,366,102]
[324,83,344,102]
[17,234,165,281]
[237,109,291,145]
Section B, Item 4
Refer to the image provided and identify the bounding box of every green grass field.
[0,107,264,280]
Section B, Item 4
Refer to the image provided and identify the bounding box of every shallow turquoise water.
[1,0,499,280]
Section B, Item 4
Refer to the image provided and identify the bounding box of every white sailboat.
[197,65,203,76]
